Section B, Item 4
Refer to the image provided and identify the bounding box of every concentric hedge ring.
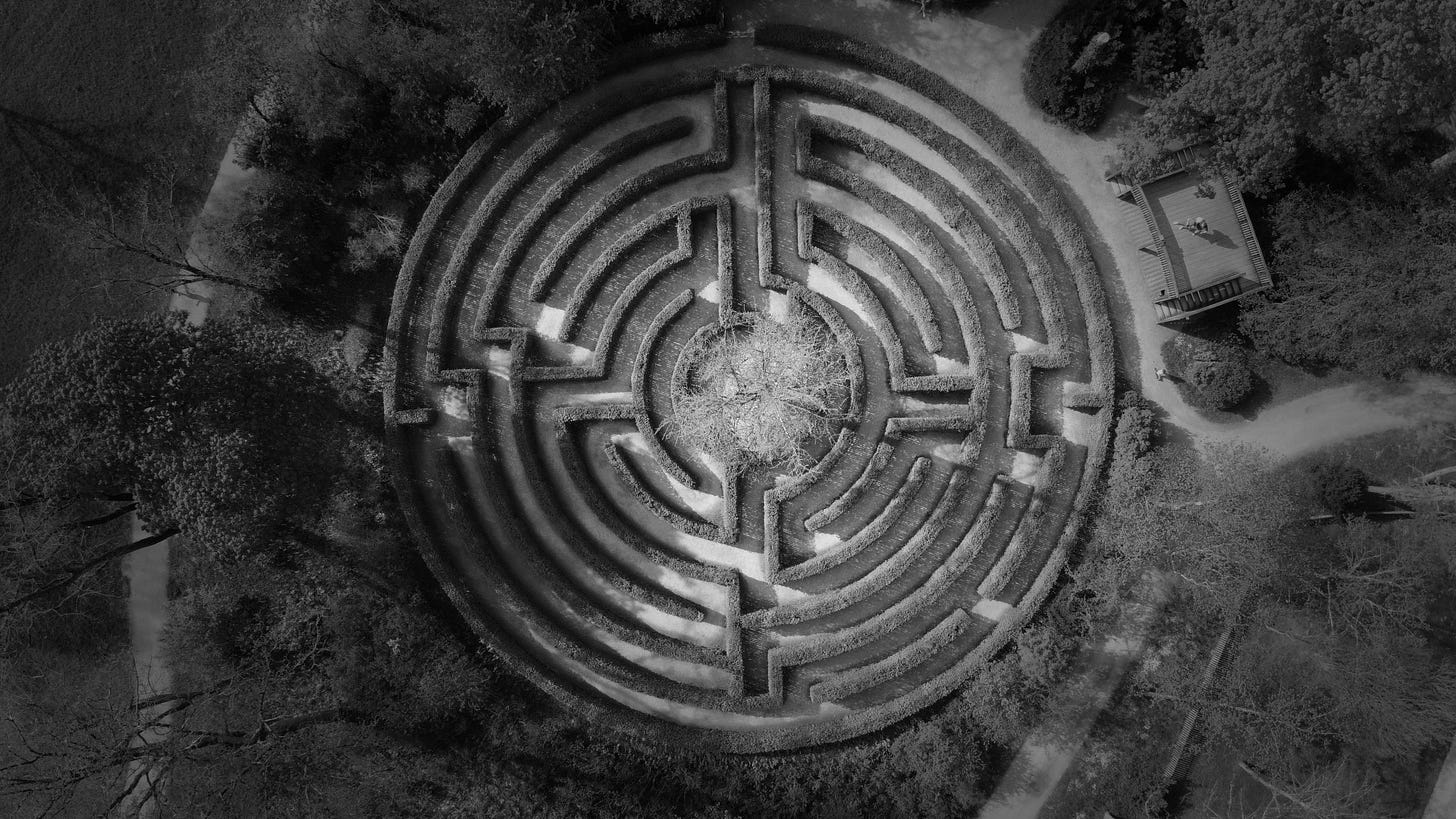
[384,26,1116,752]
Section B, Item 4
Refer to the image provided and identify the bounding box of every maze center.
[668,308,854,476]
[384,26,1116,751]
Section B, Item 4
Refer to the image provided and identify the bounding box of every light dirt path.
[118,140,254,818]
[1424,744,1456,819]
[1168,374,1456,462]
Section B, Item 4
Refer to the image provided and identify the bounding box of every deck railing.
[1221,175,1271,286]
[1129,183,1179,296]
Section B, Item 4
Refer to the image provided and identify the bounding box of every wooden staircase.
[1154,274,1246,322]
[1129,183,1179,297]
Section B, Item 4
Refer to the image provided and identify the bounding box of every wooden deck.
[1111,164,1272,324]
[1143,174,1255,292]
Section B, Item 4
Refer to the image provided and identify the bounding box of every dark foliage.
[1239,182,1456,377]
[1023,0,1197,132]
[1128,0,1456,194]
[1309,460,1369,515]
[1163,331,1255,411]
[204,0,721,332]
[0,316,345,554]
[219,174,359,327]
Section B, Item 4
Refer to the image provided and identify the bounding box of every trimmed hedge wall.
[810,608,972,703]
[559,199,694,343]
[630,289,698,487]
[603,438,723,541]
[527,79,731,303]
[772,474,1005,679]
[765,467,966,629]
[757,24,1116,406]
[805,114,1023,332]
[770,456,934,588]
[807,199,944,354]
[805,440,896,532]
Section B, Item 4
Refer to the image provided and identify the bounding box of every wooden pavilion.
[1108,150,1272,324]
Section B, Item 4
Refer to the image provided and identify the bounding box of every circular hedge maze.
[384,26,1116,752]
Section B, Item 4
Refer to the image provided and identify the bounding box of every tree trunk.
[1417,465,1456,485]
[0,104,142,171]
[181,705,353,752]
[74,502,138,529]
[0,527,179,614]
[286,528,410,602]
[1236,761,1322,816]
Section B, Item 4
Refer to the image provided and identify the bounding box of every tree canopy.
[1,315,345,555]
[1237,184,1456,377]
[1134,0,1456,192]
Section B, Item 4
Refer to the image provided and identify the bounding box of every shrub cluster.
[215,1,723,330]
[1163,331,1256,411]
[1308,460,1368,515]
[1023,0,1198,132]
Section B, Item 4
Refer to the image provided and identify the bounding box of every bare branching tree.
[29,163,264,297]
[667,310,848,475]
[1,661,357,819]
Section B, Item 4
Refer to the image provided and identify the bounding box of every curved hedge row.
[770,455,935,589]
[807,200,943,354]
[766,467,967,627]
[527,79,731,303]
[804,114,1022,333]
[804,440,896,532]
[602,438,723,541]
[559,200,696,343]
[629,289,698,488]
[772,474,1009,675]
[773,62,1069,353]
